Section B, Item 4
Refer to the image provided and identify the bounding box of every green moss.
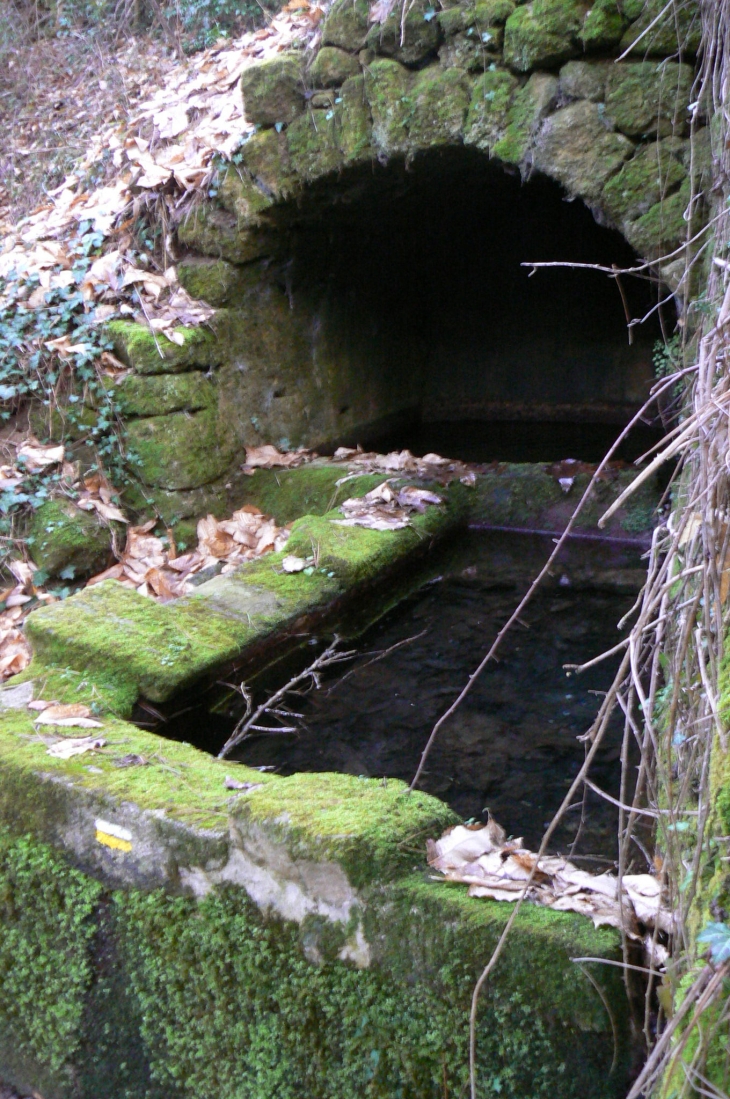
[365,0,441,65]
[237,463,387,524]
[218,165,274,223]
[365,59,414,157]
[619,0,701,58]
[408,67,472,148]
[0,704,273,832]
[241,773,457,885]
[309,45,361,86]
[338,74,374,162]
[106,371,215,417]
[176,257,248,306]
[0,829,102,1094]
[24,580,251,705]
[321,0,370,51]
[27,498,115,579]
[286,109,344,181]
[107,319,222,375]
[240,53,305,127]
[241,128,298,199]
[602,140,686,224]
[605,61,694,138]
[624,176,691,258]
[176,202,275,264]
[503,0,585,72]
[125,405,233,490]
[492,71,557,165]
[464,68,519,151]
[580,0,626,49]
[113,873,630,1099]
[533,99,633,203]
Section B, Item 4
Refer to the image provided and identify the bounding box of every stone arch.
[108,0,705,522]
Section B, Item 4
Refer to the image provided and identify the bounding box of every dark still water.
[197,531,644,862]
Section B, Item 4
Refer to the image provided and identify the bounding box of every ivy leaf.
[697,922,730,963]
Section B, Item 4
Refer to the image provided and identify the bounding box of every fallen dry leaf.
[243,444,316,469]
[47,736,106,758]
[428,818,674,954]
[34,703,103,728]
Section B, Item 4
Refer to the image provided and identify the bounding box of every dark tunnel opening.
[275,146,670,463]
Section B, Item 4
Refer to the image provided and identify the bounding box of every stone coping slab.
[0,697,634,1099]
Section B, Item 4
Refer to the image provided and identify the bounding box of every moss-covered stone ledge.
[24,483,468,710]
[0,701,636,1099]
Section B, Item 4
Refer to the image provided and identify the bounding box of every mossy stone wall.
[95,0,703,520]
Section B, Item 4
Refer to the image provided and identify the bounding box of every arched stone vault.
[107,0,706,523]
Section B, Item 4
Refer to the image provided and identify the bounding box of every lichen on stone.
[308,44,361,86]
[240,53,306,127]
[619,0,701,58]
[286,108,345,181]
[602,138,687,225]
[364,58,414,157]
[558,58,610,102]
[605,61,694,138]
[491,71,558,165]
[28,499,116,580]
[106,319,222,375]
[532,98,633,203]
[321,0,370,52]
[503,0,587,72]
[365,0,441,66]
[407,67,472,149]
[464,68,519,151]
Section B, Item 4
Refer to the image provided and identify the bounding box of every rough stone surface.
[107,319,222,375]
[580,0,626,50]
[623,177,691,259]
[287,109,344,180]
[240,128,298,200]
[492,71,558,165]
[602,139,687,224]
[321,0,370,51]
[503,0,587,72]
[532,99,633,203]
[176,257,253,306]
[308,44,360,86]
[408,67,471,148]
[464,68,519,150]
[365,58,413,157]
[106,371,215,418]
[619,0,701,57]
[605,61,694,138]
[240,53,305,127]
[366,0,441,65]
[559,59,610,102]
[28,500,115,579]
[338,74,373,161]
[125,406,233,490]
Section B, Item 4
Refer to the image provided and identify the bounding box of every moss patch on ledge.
[239,772,458,887]
[23,486,466,709]
[0,706,271,835]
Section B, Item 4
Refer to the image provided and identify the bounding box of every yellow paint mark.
[96,829,132,852]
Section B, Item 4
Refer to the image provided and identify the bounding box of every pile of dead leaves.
[0,559,56,680]
[0,0,327,338]
[332,447,477,488]
[333,480,444,532]
[428,819,672,965]
[88,506,290,599]
[241,444,317,472]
